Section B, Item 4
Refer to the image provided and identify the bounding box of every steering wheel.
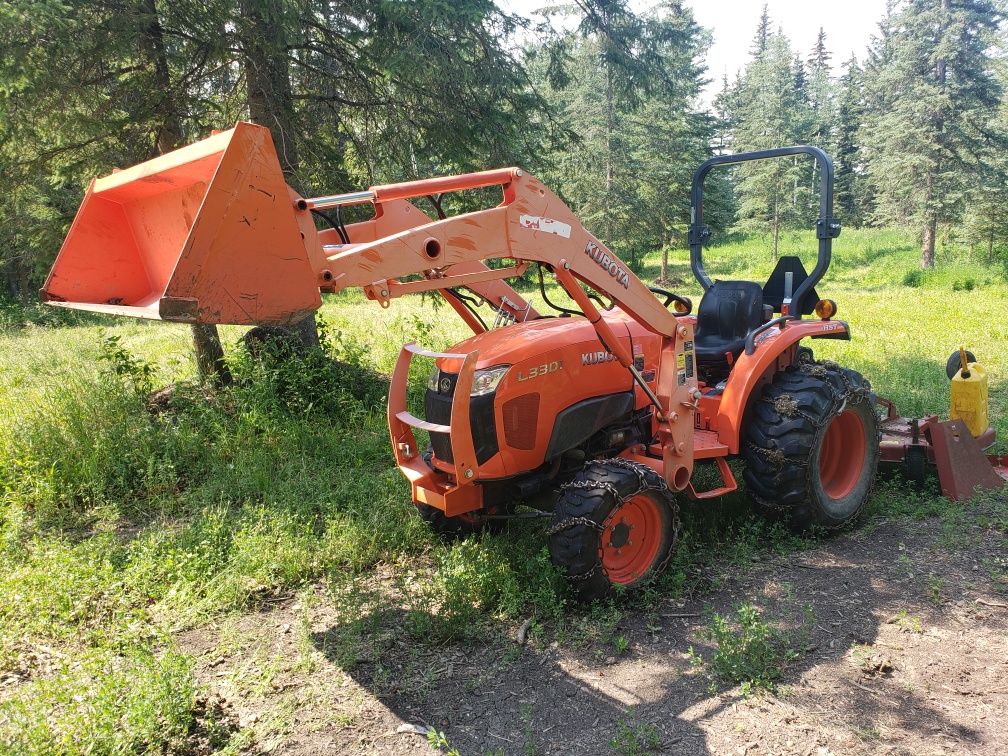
[649,286,692,315]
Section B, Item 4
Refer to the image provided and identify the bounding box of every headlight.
[427,367,441,392]
[471,365,509,396]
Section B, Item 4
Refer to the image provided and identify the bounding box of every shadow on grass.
[304,486,984,755]
[0,299,107,332]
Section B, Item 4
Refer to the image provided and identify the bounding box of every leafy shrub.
[691,601,813,695]
[902,268,924,287]
[97,328,157,395]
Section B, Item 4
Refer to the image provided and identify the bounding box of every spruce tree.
[533,2,714,272]
[861,0,1004,268]
[834,56,868,226]
[729,21,807,260]
[751,4,771,59]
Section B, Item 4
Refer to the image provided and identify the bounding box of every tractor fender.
[717,319,850,454]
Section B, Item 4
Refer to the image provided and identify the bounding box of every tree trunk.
[239,0,319,346]
[660,245,668,284]
[16,257,30,306]
[192,324,232,387]
[139,0,180,153]
[989,223,994,262]
[289,314,321,351]
[240,0,300,182]
[140,0,234,385]
[921,218,936,269]
[3,259,17,299]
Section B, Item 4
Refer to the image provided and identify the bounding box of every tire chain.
[749,359,865,469]
[563,563,603,583]
[548,459,680,587]
[748,359,878,523]
[603,456,672,494]
[546,514,605,537]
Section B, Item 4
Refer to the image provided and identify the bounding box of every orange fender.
[718,319,850,453]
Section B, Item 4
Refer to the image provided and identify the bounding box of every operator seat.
[692,280,765,380]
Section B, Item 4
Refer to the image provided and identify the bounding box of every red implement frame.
[876,397,1005,501]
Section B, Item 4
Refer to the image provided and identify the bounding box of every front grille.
[502,393,540,450]
[424,371,499,465]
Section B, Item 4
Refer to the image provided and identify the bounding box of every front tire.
[548,460,679,601]
[743,361,880,530]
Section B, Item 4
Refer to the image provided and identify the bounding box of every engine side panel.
[432,314,638,477]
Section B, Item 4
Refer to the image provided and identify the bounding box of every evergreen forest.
[2,4,1008,752]
[2,0,1007,298]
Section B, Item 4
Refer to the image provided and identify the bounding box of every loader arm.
[316,167,698,491]
[313,168,679,339]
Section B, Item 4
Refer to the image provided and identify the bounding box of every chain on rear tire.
[742,358,881,531]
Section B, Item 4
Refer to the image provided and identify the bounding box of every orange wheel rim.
[600,494,663,584]
[819,408,866,499]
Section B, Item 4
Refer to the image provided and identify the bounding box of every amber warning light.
[814,299,837,320]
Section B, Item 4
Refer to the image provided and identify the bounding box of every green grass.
[0,644,196,755]
[609,711,661,755]
[0,227,1005,750]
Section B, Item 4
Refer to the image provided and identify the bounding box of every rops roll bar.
[687,146,841,319]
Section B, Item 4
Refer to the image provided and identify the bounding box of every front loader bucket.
[41,122,321,326]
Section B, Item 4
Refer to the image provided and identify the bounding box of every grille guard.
[387,342,483,517]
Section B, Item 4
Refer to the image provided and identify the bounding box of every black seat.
[693,280,765,379]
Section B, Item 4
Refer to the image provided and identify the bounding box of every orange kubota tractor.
[41,123,1004,599]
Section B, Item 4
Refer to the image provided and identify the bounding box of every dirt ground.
[180,496,1008,756]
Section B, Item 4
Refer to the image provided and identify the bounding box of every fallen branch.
[975,599,1008,609]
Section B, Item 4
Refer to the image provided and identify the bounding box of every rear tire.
[548,460,679,601]
[743,361,880,530]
